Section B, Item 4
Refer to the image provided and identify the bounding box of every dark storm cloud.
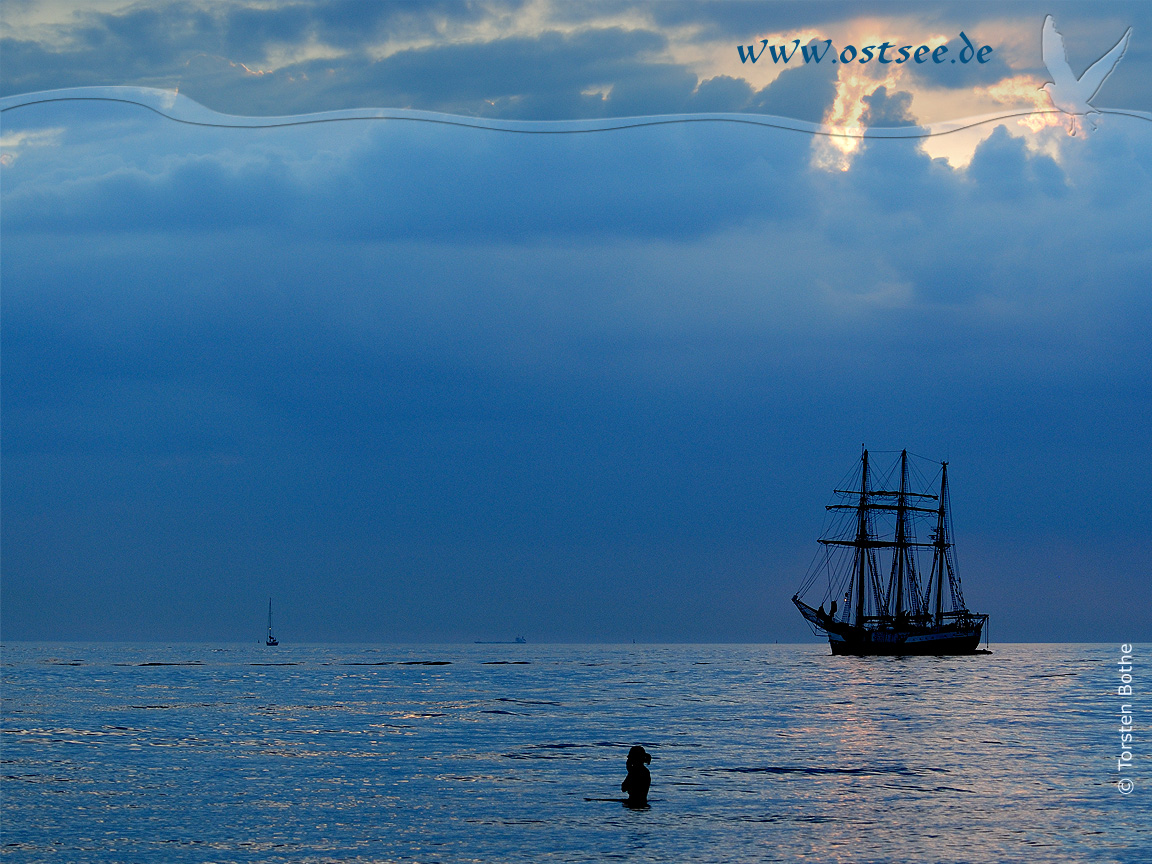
[900,32,1015,88]
[809,123,1146,313]
[0,6,763,119]
[964,126,1066,200]
[647,1,946,39]
[172,26,687,119]
[667,1,1152,110]
[973,5,1152,111]
[8,0,1149,120]
[749,59,839,124]
[345,28,687,119]
[859,87,917,127]
[0,99,820,242]
[2,17,1150,643]
[1,1,521,104]
[4,102,1147,310]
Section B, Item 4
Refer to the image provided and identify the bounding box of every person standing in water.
[621,745,651,807]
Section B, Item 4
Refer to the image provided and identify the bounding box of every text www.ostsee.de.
[738,32,994,66]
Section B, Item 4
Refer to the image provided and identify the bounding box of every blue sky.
[1,1,1149,642]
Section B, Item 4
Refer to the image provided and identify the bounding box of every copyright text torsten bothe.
[1118,643,1136,794]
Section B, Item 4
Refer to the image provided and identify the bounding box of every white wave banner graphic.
[4,86,1149,139]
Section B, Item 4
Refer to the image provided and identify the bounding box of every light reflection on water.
[1,643,1146,863]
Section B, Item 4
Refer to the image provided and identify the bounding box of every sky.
[1,1,1150,643]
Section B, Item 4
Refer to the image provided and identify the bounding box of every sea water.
[1,643,1147,863]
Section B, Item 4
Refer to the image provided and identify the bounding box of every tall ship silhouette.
[793,448,988,655]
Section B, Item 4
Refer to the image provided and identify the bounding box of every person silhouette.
[620,745,651,807]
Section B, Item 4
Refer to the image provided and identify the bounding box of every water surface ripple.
[2,643,1146,863]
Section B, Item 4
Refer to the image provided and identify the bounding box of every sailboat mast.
[854,448,870,626]
[268,599,273,640]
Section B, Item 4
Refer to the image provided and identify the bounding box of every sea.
[1,642,1147,864]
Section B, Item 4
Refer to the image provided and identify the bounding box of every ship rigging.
[793,448,988,655]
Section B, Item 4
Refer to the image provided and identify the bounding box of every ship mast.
[795,449,987,654]
[933,462,948,625]
[893,450,909,621]
[854,448,870,626]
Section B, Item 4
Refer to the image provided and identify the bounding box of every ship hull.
[827,624,984,656]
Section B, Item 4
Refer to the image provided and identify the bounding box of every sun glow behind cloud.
[702,14,1088,172]
[0,3,1131,175]
[976,75,1066,133]
[812,64,905,172]
[2,2,1150,647]
[706,17,1039,172]
[915,76,1072,168]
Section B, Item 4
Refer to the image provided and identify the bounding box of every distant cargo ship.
[474,636,527,644]
[793,449,987,656]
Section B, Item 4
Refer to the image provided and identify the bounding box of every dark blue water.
[2,643,1147,862]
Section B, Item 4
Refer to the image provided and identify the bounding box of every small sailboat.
[266,599,279,646]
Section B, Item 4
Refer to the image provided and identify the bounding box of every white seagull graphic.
[1041,15,1132,134]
